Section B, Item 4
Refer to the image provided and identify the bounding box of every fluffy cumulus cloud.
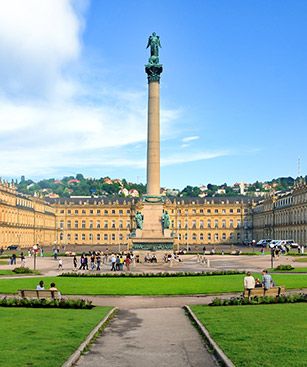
[0,0,224,180]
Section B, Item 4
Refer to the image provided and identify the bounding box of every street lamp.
[33,244,38,271]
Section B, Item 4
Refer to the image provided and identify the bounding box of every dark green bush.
[275,264,294,271]
[59,270,244,278]
[209,293,307,306]
[12,267,33,274]
[0,297,94,309]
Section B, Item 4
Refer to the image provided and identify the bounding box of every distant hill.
[14,174,304,199]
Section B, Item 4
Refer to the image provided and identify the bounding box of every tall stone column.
[145,32,163,197]
[146,78,161,196]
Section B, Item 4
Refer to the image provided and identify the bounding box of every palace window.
[207,209,211,214]
[214,209,218,214]
[200,220,204,229]
[59,220,64,229]
[90,209,94,214]
[192,233,197,240]
[229,220,234,228]
[207,219,211,228]
[112,209,116,214]
[222,233,226,240]
[111,234,115,241]
[104,210,108,215]
[75,209,78,214]
[89,233,93,241]
[200,233,204,240]
[214,220,218,228]
[119,234,123,241]
[207,233,211,240]
[82,209,86,214]
[222,209,226,214]
[74,234,78,241]
[230,209,234,213]
[67,210,71,214]
[82,220,86,229]
[82,234,86,241]
[192,220,196,229]
[104,221,108,229]
[237,208,241,213]
[111,220,116,229]
[97,234,101,241]
[96,220,101,228]
[60,233,64,241]
[119,210,123,215]
[74,220,78,229]
[119,220,123,229]
[237,233,241,240]
[104,234,108,241]
[89,220,93,229]
[222,220,226,228]
[67,220,71,229]
[67,234,71,240]
[214,233,219,240]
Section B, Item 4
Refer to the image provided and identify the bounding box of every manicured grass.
[295,257,307,263]
[190,303,307,367]
[0,306,112,367]
[0,270,15,276]
[0,273,306,295]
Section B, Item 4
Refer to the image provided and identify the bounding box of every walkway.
[75,307,218,367]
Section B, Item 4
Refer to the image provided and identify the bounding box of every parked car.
[284,240,299,248]
[256,239,272,247]
[6,245,19,251]
[268,240,282,248]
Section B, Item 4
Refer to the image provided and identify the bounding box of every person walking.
[73,255,77,270]
[110,254,116,271]
[58,258,63,271]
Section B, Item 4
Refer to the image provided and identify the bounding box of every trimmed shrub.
[12,267,33,274]
[209,293,307,306]
[275,264,294,271]
[59,270,245,278]
[0,296,94,309]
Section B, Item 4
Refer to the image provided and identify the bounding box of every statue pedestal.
[132,201,173,251]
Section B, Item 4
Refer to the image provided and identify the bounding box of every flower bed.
[0,296,94,309]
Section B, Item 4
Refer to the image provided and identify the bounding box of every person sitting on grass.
[36,280,44,290]
[255,278,262,288]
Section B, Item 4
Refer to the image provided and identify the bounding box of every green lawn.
[0,273,305,295]
[0,270,14,276]
[190,303,307,367]
[295,257,307,263]
[0,306,112,367]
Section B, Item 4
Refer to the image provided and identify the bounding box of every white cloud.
[0,1,221,180]
[182,136,200,143]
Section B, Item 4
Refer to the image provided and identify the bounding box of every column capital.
[145,64,163,83]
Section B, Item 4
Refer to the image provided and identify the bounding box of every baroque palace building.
[1,179,307,249]
[252,179,307,244]
[0,181,56,248]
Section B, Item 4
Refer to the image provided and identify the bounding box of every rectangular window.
[222,209,226,214]
[126,221,130,229]
[104,234,108,241]
[207,209,211,214]
[89,220,93,229]
[192,220,196,229]
[82,234,86,241]
[178,221,181,229]
[97,234,100,241]
[112,220,116,229]
[90,209,94,214]
[214,220,218,228]
[111,234,115,240]
[96,221,101,229]
[200,220,204,229]
[230,209,234,213]
[237,208,241,213]
[207,233,211,240]
[119,210,123,215]
[200,209,204,214]
[82,220,86,229]
[82,209,86,214]
[214,209,218,214]
[230,220,234,228]
[112,209,116,214]
[74,220,78,229]
[67,234,71,240]
[97,209,101,214]
[67,221,71,229]
[75,209,78,214]
[60,209,64,214]
[222,220,226,228]
[74,233,78,241]
[59,221,64,229]
[89,233,93,240]
[104,221,108,229]
[104,210,108,215]
[67,209,71,214]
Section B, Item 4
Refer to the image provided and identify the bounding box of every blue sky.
[0,0,306,189]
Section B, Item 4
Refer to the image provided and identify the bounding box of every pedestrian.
[12,253,16,265]
[58,258,63,270]
[244,271,255,299]
[40,248,44,257]
[20,252,26,267]
[96,254,101,271]
[110,254,116,271]
[84,255,89,270]
[73,255,77,270]
[125,255,131,271]
[115,255,120,271]
[119,255,124,271]
[90,254,96,271]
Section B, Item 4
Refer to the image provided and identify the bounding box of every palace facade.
[1,179,307,249]
[0,181,56,248]
[252,180,307,244]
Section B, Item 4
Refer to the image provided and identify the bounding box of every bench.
[243,286,286,298]
[18,289,61,300]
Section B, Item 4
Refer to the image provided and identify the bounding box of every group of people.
[71,251,134,272]
[244,270,275,297]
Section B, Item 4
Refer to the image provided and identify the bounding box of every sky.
[0,0,306,190]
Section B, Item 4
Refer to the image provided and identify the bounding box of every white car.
[256,239,272,247]
[284,240,299,248]
[268,240,282,248]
